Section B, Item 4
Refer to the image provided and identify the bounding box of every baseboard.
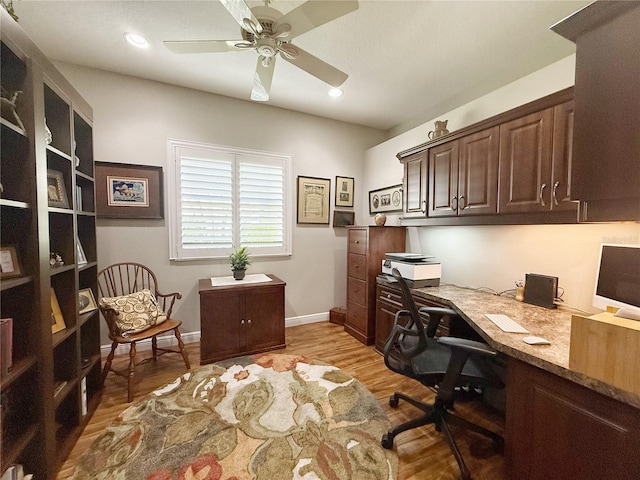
[100,312,330,357]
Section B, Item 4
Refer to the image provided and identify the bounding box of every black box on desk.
[524,273,558,309]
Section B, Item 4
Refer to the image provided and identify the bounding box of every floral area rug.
[72,353,398,480]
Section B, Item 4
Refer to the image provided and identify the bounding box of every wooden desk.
[376,277,640,480]
[198,274,286,365]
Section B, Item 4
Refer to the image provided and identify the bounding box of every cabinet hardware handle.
[459,195,466,210]
[552,181,560,206]
[539,183,547,207]
[241,319,245,325]
[354,240,359,244]
[451,196,458,211]
[387,294,391,299]
[421,200,426,213]
[247,319,252,324]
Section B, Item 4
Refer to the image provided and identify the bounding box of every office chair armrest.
[437,336,496,357]
[418,306,458,338]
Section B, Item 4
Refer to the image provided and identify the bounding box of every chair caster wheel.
[389,395,399,408]
[381,433,394,449]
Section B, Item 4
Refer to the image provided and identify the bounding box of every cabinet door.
[403,151,428,216]
[458,126,499,216]
[551,100,576,212]
[200,290,244,363]
[428,141,459,217]
[498,108,553,213]
[245,286,285,354]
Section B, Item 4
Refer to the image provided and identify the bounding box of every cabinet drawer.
[347,253,366,280]
[347,277,366,305]
[378,287,403,308]
[348,229,367,254]
[347,301,366,332]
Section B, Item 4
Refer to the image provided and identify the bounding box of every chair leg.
[152,336,158,361]
[438,414,471,480]
[102,340,118,385]
[382,392,437,449]
[445,410,504,451]
[127,342,137,403]
[174,327,191,370]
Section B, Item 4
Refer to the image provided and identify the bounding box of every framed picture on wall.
[297,176,331,224]
[333,210,355,227]
[95,162,164,219]
[335,176,354,207]
[369,184,403,214]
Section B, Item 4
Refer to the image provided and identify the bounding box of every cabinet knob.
[241,319,245,325]
[387,294,391,299]
[539,183,547,207]
[247,319,252,324]
[552,181,560,206]
[451,196,458,211]
[459,195,466,210]
[354,240,360,244]
[421,200,426,214]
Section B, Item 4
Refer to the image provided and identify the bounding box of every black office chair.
[381,268,504,480]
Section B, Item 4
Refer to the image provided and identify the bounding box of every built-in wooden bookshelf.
[1,8,101,479]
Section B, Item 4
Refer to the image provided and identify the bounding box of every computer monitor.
[593,244,640,321]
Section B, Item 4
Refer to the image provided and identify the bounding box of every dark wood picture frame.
[369,184,403,214]
[335,176,354,207]
[47,169,69,209]
[297,175,331,224]
[51,289,66,334]
[0,245,22,278]
[95,162,164,219]
[333,210,355,227]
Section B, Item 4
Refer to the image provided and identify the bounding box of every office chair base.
[381,392,503,480]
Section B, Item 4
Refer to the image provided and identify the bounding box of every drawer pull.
[387,294,391,299]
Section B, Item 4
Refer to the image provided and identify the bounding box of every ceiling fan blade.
[251,56,274,102]
[164,40,243,54]
[220,0,263,34]
[280,45,348,87]
[274,1,359,39]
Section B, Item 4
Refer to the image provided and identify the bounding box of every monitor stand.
[614,308,640,321]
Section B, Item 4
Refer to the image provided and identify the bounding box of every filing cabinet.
[345,226,405,345]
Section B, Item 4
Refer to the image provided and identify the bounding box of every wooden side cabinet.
[198,275,286,364]
[345,227,406,345]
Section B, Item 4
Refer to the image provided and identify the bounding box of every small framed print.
[369,184,403,214]
[297,176,331,224]
[47,169,69,209]
[95,162,164,219]
[0,246,22,279]
[76,237,88,265]
[333,210,355,227]
[78,288,97,314]
[335,176,354,207]
[51,289,66,334]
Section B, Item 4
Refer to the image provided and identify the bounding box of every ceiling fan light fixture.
[328,88,343,97]
[124,32,149,49]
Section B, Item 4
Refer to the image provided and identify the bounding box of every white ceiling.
[12,1,589,132]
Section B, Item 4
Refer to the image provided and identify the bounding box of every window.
[168,139,292,260]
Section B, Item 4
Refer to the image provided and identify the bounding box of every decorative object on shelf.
[49,252,64,267]
[76,236,88,265]
[0,245,22,278]
[0,318,13,376]
[229,245,251,280]
[0,88,25,131]
[73,139,80,167]
[95,162,164,219]
[335,175,354,207]
[76,185,83,211]
[369,184,403,214]
[50,288,66,334]
[428,119,449,140]
[374,212,387,226]
[333,210,355,227]
[46,169,69,208]
[297,175,331,224]
[44,117,52,145]
[78,288,97,314]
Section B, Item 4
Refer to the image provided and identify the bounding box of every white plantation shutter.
[168,140,291,260]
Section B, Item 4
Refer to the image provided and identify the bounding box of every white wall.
[364,55,640,314]
[56,63,386,343]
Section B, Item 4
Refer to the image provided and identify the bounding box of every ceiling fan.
[164,0,359,102]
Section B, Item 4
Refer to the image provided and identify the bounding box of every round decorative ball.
[374,213,387,226]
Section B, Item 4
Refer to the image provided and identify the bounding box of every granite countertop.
[377,277,640,409]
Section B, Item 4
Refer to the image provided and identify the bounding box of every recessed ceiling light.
[124,32,149,49]
[328,88,343,97]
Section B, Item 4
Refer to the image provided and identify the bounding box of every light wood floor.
[57,321,506,479]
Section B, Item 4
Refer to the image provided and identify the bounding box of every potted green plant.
[229,245,251,280]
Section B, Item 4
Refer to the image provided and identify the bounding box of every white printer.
[381,253,441,288]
